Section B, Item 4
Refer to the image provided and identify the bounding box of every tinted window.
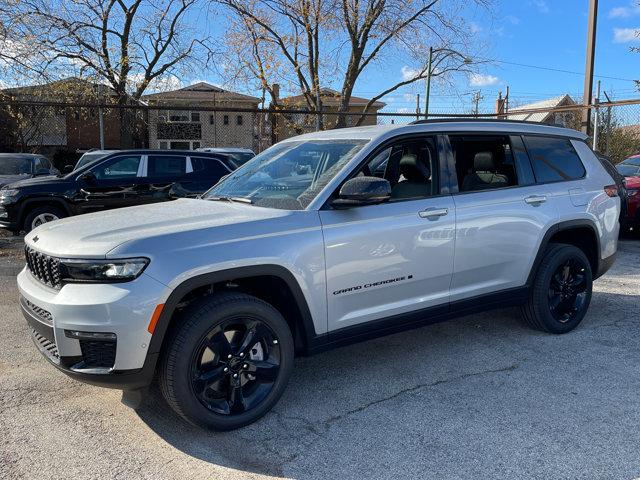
[623,157,640,166]
[148,155,186,177]
[523,136,585,183]
[190,157,230,180]
[33,157,51,172]
[93,155,141,179]
[617,164,640,177]
[449,135,519,192]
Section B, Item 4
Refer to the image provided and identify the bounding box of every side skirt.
[305,286,529,355]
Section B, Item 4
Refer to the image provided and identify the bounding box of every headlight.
[0,188,19,202]
[60,258,149,283]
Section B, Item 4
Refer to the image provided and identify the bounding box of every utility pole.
[505,85,510,115]
[472,91,483,117]
[581,0,598,135]
[416,93,421,121]
[424,46,433,120]
[603,90,613,156]
[593,80,601,151]
[98,107,105,150]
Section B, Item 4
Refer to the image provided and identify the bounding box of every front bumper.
[17,267,167,389]
[0,204,19,231]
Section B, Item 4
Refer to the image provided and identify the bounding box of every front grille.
[22,297,53,325]
[79,340,117,369]
[31,328,60,363]
[25,246,62,289]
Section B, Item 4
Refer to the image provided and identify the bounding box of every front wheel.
[23,206,66,233]
[521,244,593,334]
[159,292,294,430]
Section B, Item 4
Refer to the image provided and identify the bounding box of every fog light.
[64,330,116,341]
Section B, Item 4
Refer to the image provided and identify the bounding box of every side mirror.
[79,171,96,183]
[63,165,74,174]
[34,168,51,176]
[331,176,391,208]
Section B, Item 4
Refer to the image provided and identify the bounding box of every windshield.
[203,139,368,209]
[76,152,109,170]
[228,152,255,166]
[0,157,31,176]
[617,164,640,177]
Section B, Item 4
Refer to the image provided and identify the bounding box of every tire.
[521,243,593,334]
[23,205,66,233]
[159,291,294,430]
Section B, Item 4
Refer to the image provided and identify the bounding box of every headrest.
[474,151,496,172]
[399,151,431,182]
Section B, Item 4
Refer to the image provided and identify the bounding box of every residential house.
[496,94,580,129]
[0,77,143,153]
[274,87,386,141]
[142,82,261,151]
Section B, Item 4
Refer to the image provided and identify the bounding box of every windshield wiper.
[205,195,253,204]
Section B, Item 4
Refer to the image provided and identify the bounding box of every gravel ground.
[0,240,639,479]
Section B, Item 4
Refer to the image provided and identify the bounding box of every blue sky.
[195,1,639,114]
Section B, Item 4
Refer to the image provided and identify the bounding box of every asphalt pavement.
[1,240,639,479]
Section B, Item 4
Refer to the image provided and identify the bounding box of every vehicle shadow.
[135,307,525,476]
[134,246,640,478]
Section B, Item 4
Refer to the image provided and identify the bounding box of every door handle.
[418,208,448,219]
[524,195,547,205]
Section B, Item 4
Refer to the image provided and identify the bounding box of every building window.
[191,112,200,122]
[159,141,168,149]
[223,115,229,125]
[192,141,201,149]
[209,114,214,125]
[236,115,243,126]
[168,111,190,122]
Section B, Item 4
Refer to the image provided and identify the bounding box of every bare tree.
[217,0,489,127]
[1,0,212,102]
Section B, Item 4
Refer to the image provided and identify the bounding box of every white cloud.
[609,4,640,19]
[469,73,499,87]
[504,15,521,25]
[131,73,183,92]
[470,22,482,34]
[530,0,549,13]
[613,27,640,43]
[401,65,423,82]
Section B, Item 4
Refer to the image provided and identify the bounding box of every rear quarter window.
[523,136,586,183]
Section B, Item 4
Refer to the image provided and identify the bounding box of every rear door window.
[523,136,586,183]
[148,155,186,178]
[190,156,230,179]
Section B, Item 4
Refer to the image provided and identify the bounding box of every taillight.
[604,185,618,197]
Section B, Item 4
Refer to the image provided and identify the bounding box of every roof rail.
[409,118,564,127]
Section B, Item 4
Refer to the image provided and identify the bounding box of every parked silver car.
[17,120,620,430]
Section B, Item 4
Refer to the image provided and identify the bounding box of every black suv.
[0,150,237,233]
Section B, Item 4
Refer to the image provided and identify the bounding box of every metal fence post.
[593,80,600,151]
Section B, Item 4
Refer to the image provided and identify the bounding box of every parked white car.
[18,120,620,430]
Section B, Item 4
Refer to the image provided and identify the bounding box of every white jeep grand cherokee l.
[17,120,620,430]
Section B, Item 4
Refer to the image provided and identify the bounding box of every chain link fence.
[2,99,640,168]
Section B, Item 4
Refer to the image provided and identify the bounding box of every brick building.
[0,78,144,153]
[273,87,386,141]
[142,83,261,151]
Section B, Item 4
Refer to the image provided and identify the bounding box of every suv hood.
[0,174,32,188]
[24,199,305,257]
[4,174,63,188]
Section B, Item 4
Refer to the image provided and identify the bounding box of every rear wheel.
[521,244,593,334]
[160,292,294,430]
[23,206,66,232]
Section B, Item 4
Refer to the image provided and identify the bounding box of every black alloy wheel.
[521,243,593,334]
[160,292,294,430]
[190,318,281,415]
[547,258,589,324]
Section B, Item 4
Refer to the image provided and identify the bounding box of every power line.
[490,59,635,83]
